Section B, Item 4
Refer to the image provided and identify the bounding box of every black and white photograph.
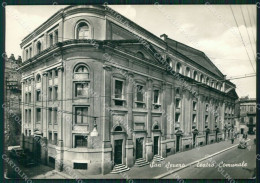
[2,2,258,181]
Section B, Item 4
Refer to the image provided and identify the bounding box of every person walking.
[231,129,235,144]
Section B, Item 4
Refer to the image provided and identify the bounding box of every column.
[56,66,64,171]
[125,71,134,167]
[42,72,48,137]
[20,80,25,148]
[101,65,113,175]
[146,77,153,161]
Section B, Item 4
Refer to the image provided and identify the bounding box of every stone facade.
[18,5,238,174]
[4,54,22,146]
[238,97,256,135]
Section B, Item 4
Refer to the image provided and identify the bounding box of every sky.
[5,4,256,98]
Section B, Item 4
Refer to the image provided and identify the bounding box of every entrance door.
[136,138,143,159]
[193,134,196,147]
[114,140,123,165]
[154,136,159,155]
[215,131,218,142]
[176,136,180,152]
[206,133,208,145]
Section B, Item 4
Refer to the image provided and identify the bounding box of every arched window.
[166,58,173,68]
[200,74,204,83]
[216,82,219,89]
[153,125,159,130]
[136,51,145,59]
[206,78,209,85]
[186,67,190,77]
[36,42,42,54]
[176,88,180,95]
[74,65,89,79]
[77,22,90,39]
[176,63,182,74]
[36,74,41,83]
[193,71,198,81]
[115,126,123,131]
[211,80,214,88]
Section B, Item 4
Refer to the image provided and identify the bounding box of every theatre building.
[19,5,238,174]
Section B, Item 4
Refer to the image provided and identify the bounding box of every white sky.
[5,5,256,98]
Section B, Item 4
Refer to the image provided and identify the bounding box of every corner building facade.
[19,5,238,174]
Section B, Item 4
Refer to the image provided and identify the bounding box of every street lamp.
[90,117,98,137]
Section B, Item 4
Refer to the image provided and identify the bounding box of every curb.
[155,139,251,179]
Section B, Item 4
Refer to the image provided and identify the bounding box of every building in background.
[238,97,256,135]
[4,54,22,147]
[18,5,238,174]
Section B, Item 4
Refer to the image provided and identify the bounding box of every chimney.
[9,54,15,60]
[160,34,168,41]
[17,56,22,64]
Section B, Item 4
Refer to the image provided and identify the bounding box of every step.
[110,164,130,174]
[134,158,150,167]
[152,155,165,162]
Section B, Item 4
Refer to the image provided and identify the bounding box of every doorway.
[206,133,208,145]
[193,134,197,147]
[114,139,123,165]
[153,136,159,155]
[176,136,180,152]
[136,138,143,159]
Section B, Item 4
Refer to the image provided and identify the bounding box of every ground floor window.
[75,135,88,148]
[74,163,88,169]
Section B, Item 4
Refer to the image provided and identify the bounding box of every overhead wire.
[229,5,255,73]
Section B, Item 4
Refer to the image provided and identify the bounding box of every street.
[164,136,256,179]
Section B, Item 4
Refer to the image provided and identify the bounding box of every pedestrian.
[231,130,235,144]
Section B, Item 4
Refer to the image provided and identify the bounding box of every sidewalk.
[56,138,241,179]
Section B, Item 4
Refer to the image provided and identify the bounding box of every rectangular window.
[74,163,88,170]
[29,130,31,136]
[49,34,53,46]
[175,113,180,123]
[153,90,159,104]
[206,104,209,112]
[54,132,58,145]
[49,132,52,144]
[25,93,28,103]
[49,87,52,100]
[55,70,58,77]
[26,50,28,60]
[36,90,41,101]
[115,80,123,99]
[250,106,253,112]
[54,86,58,100]
[192,114,197,123]
[48,108,52,124]
[49,72,52,80]
[54,30,58,43]
[205,115,208,123]
[75,135,88,148]
[215,116,218,123]
[136,85,144,102]
[75,107,88,124]
[36,108,41,122]
[28,92,31,103]
[193,101,197,111]
[75,83,89,97]
[25,109,28,123]
[176,98,181,108]
[29,47,32,58]
[53,108,58,124]
[28,109,31,123]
